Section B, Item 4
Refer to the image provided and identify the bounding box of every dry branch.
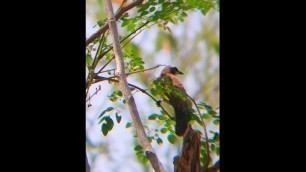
[86,0,144,46]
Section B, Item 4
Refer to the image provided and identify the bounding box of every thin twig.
[87,22,157,89]
[86,85,101,102]
[97,64,165,79]
[124,65,165,76]
[86,33,107,98]
[187,94,211,171]
[91,76,172,120]
[93,19,152,73]
[92,32,106,68]
[86,0,145,46]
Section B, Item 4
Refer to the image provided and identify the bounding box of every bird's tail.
[174,108,189,136]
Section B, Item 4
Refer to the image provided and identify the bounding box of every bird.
[158,66,193,136]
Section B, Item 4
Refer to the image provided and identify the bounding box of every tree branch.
[97,64,165,79]
[86,0,144,46]
[86,20,154,92]
[104,0,167,171]
[91,76,173,120]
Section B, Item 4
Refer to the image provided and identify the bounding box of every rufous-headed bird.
[158,66,193,136]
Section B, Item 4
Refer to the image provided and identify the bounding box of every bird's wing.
[168,74,187,93]
[165,74,192,136]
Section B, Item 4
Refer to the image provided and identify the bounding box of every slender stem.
[97,64,165,80]
[86,0,144,46]
[91,76,173,120]
[92,32,105,68]
[187,94,211,170]
[88,22,157,89]
[93,19,152,71]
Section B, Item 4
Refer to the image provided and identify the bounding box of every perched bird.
[158,66,193,136]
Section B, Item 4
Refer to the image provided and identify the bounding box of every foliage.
[86,0,219,171]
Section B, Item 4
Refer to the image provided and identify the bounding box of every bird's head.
[161,66,184,76]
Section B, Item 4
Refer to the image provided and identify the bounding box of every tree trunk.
[174,127,201,172]
[174,126,220,172]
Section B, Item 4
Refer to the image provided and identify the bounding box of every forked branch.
[86,0,144,46]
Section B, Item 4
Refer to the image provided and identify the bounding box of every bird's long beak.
[178,71,184,75]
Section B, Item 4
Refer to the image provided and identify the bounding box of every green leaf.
[105,117,114,131]
[137,150,145,156]
[191,114,203,126]
[109,91,123,102]
[157,138,163,145]
[158,115,167,120]
[162,2,170,9]
[115,113,122,123]
[213,119,219,125]
[216,147,220,155]
[152,79,159,85]
[209,130,217,134]
[200,157,205,164]
[121,20,130,27]
[137,3,150,12]
[98,116,107,124]
[102,123,108,136]
[136,150,144,155]
[98,107,114,119]
[200,149,206,156]
[117,90,123,96]
[210,143,216,151]
[140,11,149,16]
[86,54,92,66]
[92,38,100,44]
[149,7,156,12]
[134,145,143,151]
[126,22,136,32]
[148,136,153,143]
[202,113,210,119]
[160,128,168,134]
[141,156,148,164]
[121,12,129,19]
[97,20,105,27]
[148,113,158,120]
[200,148,207,164]
[126,122,132,128]
[201,3,213,15]
[166,119,175,125]
[167,134,177,144]
[150,88,158,96]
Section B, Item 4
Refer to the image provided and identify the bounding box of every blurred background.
[86,0,219,171]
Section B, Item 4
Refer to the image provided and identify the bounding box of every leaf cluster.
[97,106,122,136]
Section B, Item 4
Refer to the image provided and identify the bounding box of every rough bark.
[174,127,220,172]
[174,127,201,172]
